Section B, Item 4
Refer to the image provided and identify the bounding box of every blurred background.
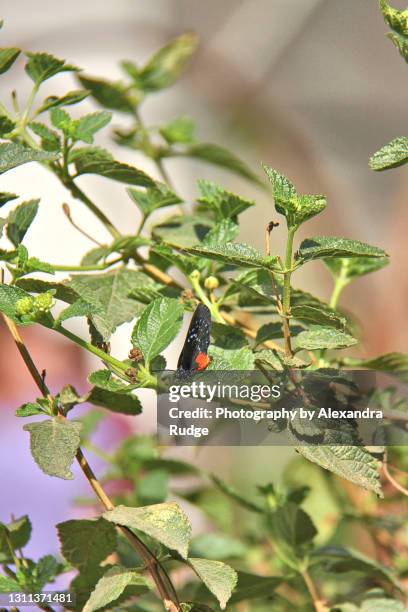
[0,0,407,579]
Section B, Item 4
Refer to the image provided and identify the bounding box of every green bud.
[204,276,219,290]
[15,296,35,316]
[190,269,201,281]
[33,291,54,313]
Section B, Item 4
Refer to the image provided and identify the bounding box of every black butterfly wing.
[177,304,211,372]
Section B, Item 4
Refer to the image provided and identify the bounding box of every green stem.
[329,261,350,309]
[82,441,115,464]
[189,272,225,324]
[282,226,296,356]
[3,528,20,570]
[134,108,174,189]
[50,257,122,272]
[20,83,40,130]
[56,326,129,374]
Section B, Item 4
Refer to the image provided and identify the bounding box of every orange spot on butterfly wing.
[195,352,211,371]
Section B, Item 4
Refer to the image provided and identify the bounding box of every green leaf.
[0,142,57,174]
[25,52,78,84]
[79,410,104,442]
[74,111,112,144]
[211,323,248,350]
[211,475,264,513]
[78,74,136,113]
[229,572,283,604]
[208,346,255,370]
[380,0,408,36]
[173,142,261,184]
[86,387,142,415]
[202,219,239,246]
[138,32,198,92]
[360,597,405,611]
[55,297,103,328]
[268,502,317,569]
[153,214,213,247]
[369,137,408,171]
[73,148,155,187]
[189,558,237,610]
[127,183,181,217]
[296,445,382,496]
[38,89,90,113]
[15,402,45,417]
[198,179,255,220]
[296,236,387,264]
[57,385,82,410]
[50,107,73,134]
[16,277,78,303]
[189,533,246,560]
[103,502,192,559]
[315,546,400,589]
[296,327,357,350]
[0,516,32,563]
[325,256,389,280]
[57,518,117,571]
[6,199,39,247]
[387,30,408,62]
[131,297,183,366]
[29,122,61,151]
[0,47,20,74]
[173,242,278,271]
[83,566,149,612]
[88,370,135,393]
[291,304,346,330]
[34,555,60,589]
[255,322,285,344]
[263,165,326,228]
[160,116,195,144]
[0,575,22,592]
[342,352,408,373]
[23,418,82,480]
[0,192,18,207]
[0,113,15,136]
[137,470,168,505]
[255,349,308,370]
[68,269,153,341]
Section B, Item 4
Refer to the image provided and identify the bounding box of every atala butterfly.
[176,303,212,376]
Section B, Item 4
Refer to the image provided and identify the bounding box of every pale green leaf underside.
[23,419,82,479]
[295,445,382,496]
[103,502,192,559]
[296,327,357,350]
[83,565,149,612]
[0,142,57,174]
[172,242,278,271]
[297,236,387,263]
[189,557,237,610]
[369,137,408,171]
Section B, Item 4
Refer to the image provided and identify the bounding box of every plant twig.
[265,220,283,309]
[383,453,408,497]
[282,226,295,357]
[1,312,180,611]
[301,569,328,612]
[62,203,103,246]
[57,171,121,240]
